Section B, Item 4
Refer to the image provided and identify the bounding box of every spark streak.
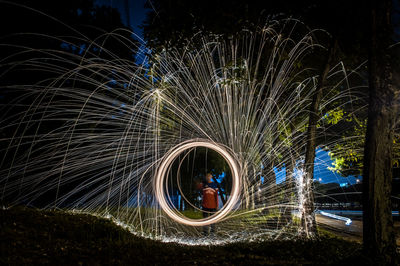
[0,19,367,242]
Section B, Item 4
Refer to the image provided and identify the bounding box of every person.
[197,173,219,235]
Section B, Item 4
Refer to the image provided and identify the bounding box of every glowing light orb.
[154,139,241,226]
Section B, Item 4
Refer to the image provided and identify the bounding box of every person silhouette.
[198,173,219,235]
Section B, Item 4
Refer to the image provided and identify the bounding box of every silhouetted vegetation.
[1,207,378,265]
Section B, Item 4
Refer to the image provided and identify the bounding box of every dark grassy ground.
[1,207,376,265]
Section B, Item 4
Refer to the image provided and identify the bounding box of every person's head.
[206,173,213,183]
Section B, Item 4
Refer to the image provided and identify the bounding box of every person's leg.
[202,208,210,235]
[210,208,216,234]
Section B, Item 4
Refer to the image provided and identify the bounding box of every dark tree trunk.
[362,0,399,263]
[261,160,276,212]
[301,39,338,237]
[267,160,277,205]
[283,153,295,223]
[286,123,297,191]
[283,123,297,222]
[286,155,295,190]
[179,192,183,211]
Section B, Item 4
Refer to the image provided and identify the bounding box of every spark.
[0,19,366,243]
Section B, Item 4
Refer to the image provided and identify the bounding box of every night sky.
[94,0,149,64]
[95,0,148,39]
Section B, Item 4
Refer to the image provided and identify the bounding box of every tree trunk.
[179,191,183,211]
[362,0,399,263]
[283,146,295,223]
[260,160,276,213]
[267,160,277,206]
[286,123,297,191]
[286,156,294,189]
[301,39,338,237]
[284,123,297,222]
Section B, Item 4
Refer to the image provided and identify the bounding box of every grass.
[180,209,203,219]
[1,206,377,265]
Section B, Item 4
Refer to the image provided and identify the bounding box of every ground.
[0,207,393,265]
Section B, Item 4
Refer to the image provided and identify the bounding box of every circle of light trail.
[154,139,241,226]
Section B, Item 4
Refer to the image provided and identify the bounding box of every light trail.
[319,211,352,226]
[0,18,367,242]
[154,139,241,226]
